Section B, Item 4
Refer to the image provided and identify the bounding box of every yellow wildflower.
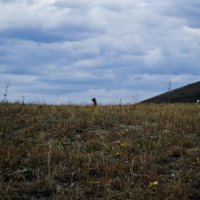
[148,181,158,189]
[120,142,129,149]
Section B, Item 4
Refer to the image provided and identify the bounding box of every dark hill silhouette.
[142,81,200,103]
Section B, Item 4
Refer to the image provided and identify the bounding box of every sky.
[0,0,200,104]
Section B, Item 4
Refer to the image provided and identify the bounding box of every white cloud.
[183,25,200,38]
[144,48,163,67]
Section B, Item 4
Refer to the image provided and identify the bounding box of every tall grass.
[0,103,199,199]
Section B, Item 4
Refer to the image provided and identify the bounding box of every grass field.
[0,103,200,199]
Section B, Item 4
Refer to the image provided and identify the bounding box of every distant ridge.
[142,81,200,103]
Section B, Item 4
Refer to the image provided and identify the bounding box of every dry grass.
[0,103,200,200]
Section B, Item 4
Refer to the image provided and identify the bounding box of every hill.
[142,81,200,103]
[0,103,200,199]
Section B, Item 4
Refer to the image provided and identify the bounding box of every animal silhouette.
[92,98,97,106]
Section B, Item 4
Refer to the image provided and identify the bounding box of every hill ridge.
[142,81,200,103]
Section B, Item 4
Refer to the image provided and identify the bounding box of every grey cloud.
[0,0,27,3]
[0,0,200,103]
[1,28,64,43]
[161,1,200,28]
[0,22,103,43]
[54,0,89,10]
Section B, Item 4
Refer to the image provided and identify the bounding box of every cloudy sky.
[0,0,200,104]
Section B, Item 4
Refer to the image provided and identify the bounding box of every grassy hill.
[142,81,200,103]
[0,103,200,199]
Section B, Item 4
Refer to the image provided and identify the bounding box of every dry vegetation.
[0,103,200,199]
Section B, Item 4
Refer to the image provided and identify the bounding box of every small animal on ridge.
[92,98,97,106]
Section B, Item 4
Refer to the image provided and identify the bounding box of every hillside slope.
[142,81,200,103]
[0,103,200,199]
